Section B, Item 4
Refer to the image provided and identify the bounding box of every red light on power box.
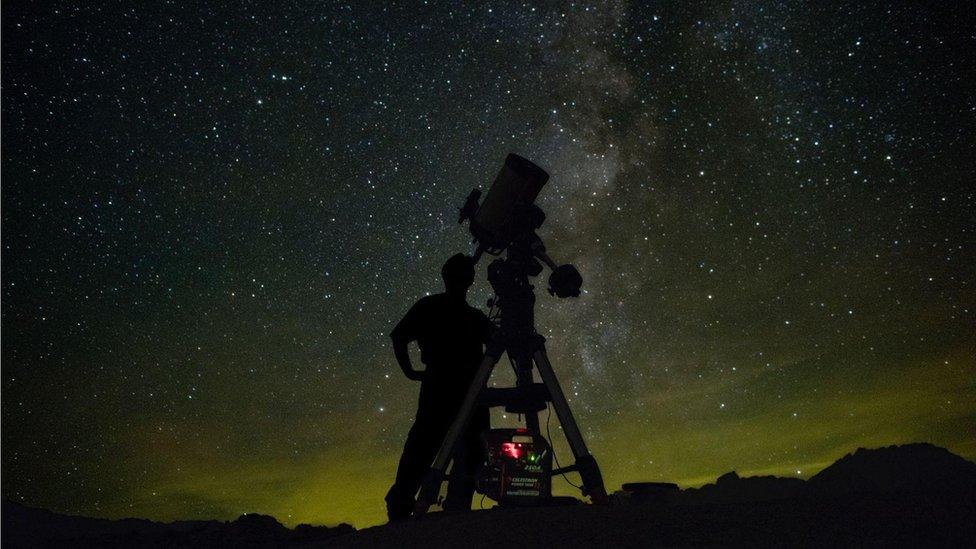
[501,442,523,459]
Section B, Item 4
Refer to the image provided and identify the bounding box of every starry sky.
[2,0,974,529]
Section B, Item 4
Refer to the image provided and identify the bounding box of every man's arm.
[391,330,424,381]
[390,301,425,381]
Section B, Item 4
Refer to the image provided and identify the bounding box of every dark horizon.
[2,1,973,528]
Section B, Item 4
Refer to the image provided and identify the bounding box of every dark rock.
[716,471,740,484]
[809,442,976,495]
[679,470,805,505]
[618,482,680,505]
[621,482,680,493]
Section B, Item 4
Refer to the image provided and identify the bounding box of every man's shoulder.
[412,293,454,307]
[414,293,450,309]
[413,293,486,317]
[407,294,450,318]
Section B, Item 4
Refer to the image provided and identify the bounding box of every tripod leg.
[414,338,505,516]
[532,348,608,503]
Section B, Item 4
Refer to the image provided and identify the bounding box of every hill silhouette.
[808,442,976,494]
[674,470,806,504]
[670,442,976,506]
[1,503,353,548]
[4,443,974,547]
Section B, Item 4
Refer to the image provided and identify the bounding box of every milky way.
[2,1,973,528]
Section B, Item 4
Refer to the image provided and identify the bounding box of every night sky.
[2,1,974,529]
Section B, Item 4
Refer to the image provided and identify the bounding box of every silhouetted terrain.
[674,442,976,505]
[4,443,974,547]
[808,442,976,494]
[1,504,353,548]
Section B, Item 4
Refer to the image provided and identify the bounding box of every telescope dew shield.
[472,153,549,248]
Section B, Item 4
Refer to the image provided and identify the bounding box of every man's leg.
[442,406,490,512]
[386,399,455,522]
[387,412,441,521]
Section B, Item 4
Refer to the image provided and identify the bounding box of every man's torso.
[396,293,490,389]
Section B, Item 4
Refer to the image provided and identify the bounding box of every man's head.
[442,253,475,295]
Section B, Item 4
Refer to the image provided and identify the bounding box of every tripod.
[413,239,608,515]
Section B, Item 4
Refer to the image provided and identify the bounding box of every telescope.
[458,153,583,299]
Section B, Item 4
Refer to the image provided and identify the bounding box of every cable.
[546,403,582,489]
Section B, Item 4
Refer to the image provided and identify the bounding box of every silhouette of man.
[385,253,493,521]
